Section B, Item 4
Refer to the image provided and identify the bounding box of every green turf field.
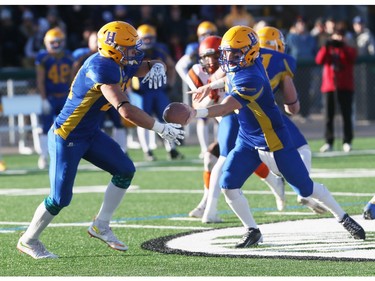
[1,137,374,277]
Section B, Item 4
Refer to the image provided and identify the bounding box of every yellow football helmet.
[97,21,144,66]
[137,24,156,50]
[219,25,260,72]
[197,21,218,42]
[257,26,286,53]
[44,27,65,53]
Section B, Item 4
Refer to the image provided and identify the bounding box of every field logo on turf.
[142,216,375,261]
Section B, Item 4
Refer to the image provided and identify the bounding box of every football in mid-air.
[163,102,193,126]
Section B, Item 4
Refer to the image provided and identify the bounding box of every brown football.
[163,102,192,126]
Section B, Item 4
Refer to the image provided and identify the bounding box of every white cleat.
[343,143,352,152]
[38,156,48,170]
[88,219,128,251]
[202,215,223,224]
[320,143,332,153]
[17,239,58,259]
[297,196,328,214]
[188,207,205,218]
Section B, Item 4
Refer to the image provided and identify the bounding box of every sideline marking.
[0,186,373,197]
[142,215,375,261]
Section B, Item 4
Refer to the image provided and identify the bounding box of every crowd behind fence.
[1,57,375,151]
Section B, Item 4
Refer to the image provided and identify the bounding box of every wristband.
[152,120,164,133]
[210,79,225,90]
[116,101,130,111]
[195,108,209,118]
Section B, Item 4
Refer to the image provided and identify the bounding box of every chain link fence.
[1,57,375,152]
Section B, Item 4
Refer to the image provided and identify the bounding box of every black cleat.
[144,151,156,161]
[235,228,263,248]
[340,214,366,240]
[168,149,184,160]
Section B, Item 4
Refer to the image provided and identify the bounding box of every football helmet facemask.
[98,21,144,66]
[197,21,218,42]
[257,26,286,53]
[199,35,222,74]
[44,27,65,54]
[137,24,157,50]
[219,25,260,73]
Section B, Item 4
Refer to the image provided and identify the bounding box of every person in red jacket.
[315,28,357,153]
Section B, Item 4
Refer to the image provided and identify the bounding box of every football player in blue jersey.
[35,27,74,169]
[131,24,182,161]
[187,25,365,248]
[72,31,132,154]
[257,26,328,214]
[186,35,285,223]
[17,21,184,259]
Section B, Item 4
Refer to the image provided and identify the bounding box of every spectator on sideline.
[315,28,357,153]
[223,5,256,29]
[352,16,375,57]
[286,16,318,119]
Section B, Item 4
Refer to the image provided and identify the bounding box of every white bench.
[1,94,42,154]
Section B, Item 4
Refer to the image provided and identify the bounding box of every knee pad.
[111,173,134,189]
[44,197,64,216]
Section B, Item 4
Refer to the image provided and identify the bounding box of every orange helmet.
[44,27,65,53]
[97,21,144,66]
[257,26,286,53]
[199,35,222,74]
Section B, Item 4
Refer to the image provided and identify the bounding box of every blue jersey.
[53,52,139,141]
[259,47,307,148]
[228,58,291,152]
[259,48,296,93]
[35,50,74,95]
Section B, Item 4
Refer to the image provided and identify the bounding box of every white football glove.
[42,99,52,114]
[152,121,185,145]
[141,62,167,89]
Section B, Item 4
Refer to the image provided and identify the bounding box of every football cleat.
[297,196,328,214]
[188,207,205,218]
[363,202,375,220]
[343,143,352,152]
[168,149,184,160]
[340,214,366,240]
[144,151,156,161]
[235,228,263,248]
[17,239,58,259]
[88,219,128,251]
[319,143,332,153]
[38,155,48,170]
[202,215,223,224]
